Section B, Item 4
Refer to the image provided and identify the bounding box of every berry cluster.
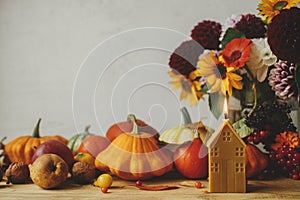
[245,102,295,132]
[245,102,296,148]
[246,128,270,144]
[269,145,300,180]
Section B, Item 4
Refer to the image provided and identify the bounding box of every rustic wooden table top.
[1,171,299,200]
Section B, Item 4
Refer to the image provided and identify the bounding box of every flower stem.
[244,65,255,82]
[248,82,257,117]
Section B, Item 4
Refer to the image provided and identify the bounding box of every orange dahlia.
[220,38,252,68]
[271,131,300,151]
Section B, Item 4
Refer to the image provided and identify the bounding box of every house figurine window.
[210,147,219,157]
[235,147,244,157]
[235,162,244,173]
[222,131,231,142]
[211,163,219,173]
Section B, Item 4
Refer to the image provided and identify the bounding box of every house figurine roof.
[206,119,246,150]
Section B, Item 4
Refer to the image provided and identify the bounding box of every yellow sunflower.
[168,70,199,106]
[197,51,243,96]
[257,0,300,23]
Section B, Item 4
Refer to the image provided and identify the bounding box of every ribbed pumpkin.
[4,119,68,164]
[67,125,94,155]
[159,107,213,145]
[95,114,173,180]
[245,143,268,178]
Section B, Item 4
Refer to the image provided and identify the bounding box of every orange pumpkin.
[95,114,173,180]
[4,119,68,164]
[106,115,159,142]
[245,143,268,178]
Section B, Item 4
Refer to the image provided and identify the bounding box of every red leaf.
[136,185,179,191]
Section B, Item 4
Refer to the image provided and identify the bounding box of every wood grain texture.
[1,171,299,200]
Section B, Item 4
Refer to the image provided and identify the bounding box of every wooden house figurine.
[206,119,246,193]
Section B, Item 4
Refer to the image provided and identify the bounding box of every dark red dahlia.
[191,20,222,50]
[169,40,203,77]
[234,14,266,39]
[267,7,300,63]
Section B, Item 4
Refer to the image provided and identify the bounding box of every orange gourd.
[173,132,208,179]
[95,114,173,180]
[245,143,268,178]
[106,115,159,142]
[4,119,68,164]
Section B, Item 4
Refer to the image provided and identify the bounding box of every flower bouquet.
[168,0,300,179]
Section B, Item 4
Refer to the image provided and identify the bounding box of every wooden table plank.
[1,171,299,200]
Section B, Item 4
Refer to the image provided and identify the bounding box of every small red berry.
[195,181,203,188]
[136,180,143,187]
[291,174,299,180]
[253,136,260,144]
[101,187,108,193]
[293,153,300,161]
[247,135,254,143]
[259,130,267,138]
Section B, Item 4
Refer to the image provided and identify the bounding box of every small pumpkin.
[159,107,213,145]
[106,115,159,142]
[78,135,110,158]
[4,118,68,164]
[173,132,208,179]
[245,143,268,178]
[67,125,94,155]
[95,114,173,180]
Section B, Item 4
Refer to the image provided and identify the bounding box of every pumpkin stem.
[180,107,192,125]
[84,125,91,133]
[127,114,139,135]
[32,118,42,138]
[0,136,6,143]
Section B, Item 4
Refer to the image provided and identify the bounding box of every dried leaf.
[136,185,179,191]
[179,181,195,187]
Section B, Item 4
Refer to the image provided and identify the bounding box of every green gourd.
[67,125,94,155]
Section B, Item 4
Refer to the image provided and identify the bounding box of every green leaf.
[232,118,254,138]
[208,93,225,119]
[295,64,300,107]
[221,28,245,49]
[198,84,209,93]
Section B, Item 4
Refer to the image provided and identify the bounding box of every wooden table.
[1,171,299,200]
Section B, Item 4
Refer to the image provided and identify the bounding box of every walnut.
[71,162,95,184]
[5,162,30,184]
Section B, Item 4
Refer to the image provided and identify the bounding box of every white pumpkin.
[159,107,213,145]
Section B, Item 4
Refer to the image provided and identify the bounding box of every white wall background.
[0,0,258,141]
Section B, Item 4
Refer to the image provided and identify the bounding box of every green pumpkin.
[67,125,94,155]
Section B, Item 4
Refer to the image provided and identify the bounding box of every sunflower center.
[215,63,227,79]
[273,1,288,11]
[230,50,242,62]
